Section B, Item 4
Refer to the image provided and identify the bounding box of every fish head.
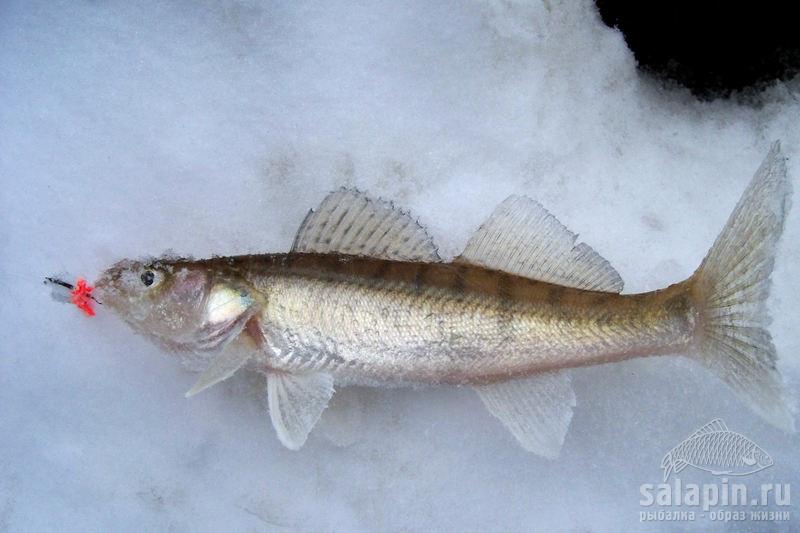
[94,258,211,343]
[751,445,774,469]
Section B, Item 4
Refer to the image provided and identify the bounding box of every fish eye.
[141,270,155,287]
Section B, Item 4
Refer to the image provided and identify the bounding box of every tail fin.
[689,142,794,432]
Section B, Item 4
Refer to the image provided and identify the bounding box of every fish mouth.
[91,275,123,308]
[90,286,106,305]
[92,262,134,306]
[90,278,109,306]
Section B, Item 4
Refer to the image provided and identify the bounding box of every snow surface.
[1,0,798,531]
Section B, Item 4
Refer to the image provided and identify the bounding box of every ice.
[1,0,798,531]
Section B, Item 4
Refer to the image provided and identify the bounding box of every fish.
[92,143,794,457]
[661,419,773,481]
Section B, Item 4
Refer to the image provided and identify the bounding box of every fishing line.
[44,276,100,316]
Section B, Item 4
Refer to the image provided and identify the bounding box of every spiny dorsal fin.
[474,370,576,459]
[688,418,729,439]
[458,196,623,293]
[292,188,440,262]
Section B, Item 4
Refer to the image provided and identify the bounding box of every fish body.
[661,419,773,480]
[200,253,695,386]
[93,144,794,455]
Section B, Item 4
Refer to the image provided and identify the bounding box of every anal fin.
[474,370,576,459]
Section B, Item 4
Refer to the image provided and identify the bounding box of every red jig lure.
[70,278,95,316]
[45,276,98,317]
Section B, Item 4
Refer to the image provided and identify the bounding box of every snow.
[1,0,798,530]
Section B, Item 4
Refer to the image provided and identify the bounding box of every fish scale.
[246,254,695,386]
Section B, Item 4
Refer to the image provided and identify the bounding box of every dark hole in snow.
[595,0,800,100]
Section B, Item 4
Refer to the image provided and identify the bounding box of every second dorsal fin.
[292,188,440,262]
[457,196,624,293]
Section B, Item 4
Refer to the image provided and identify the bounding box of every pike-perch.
[93,144,794,456]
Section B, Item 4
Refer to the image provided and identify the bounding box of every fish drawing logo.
[661,419,773,481]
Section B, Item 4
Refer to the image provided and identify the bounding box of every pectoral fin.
[474,370,576,459]
[267,371,335,450]
[184,312,264,397]
[185,346,254,397]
